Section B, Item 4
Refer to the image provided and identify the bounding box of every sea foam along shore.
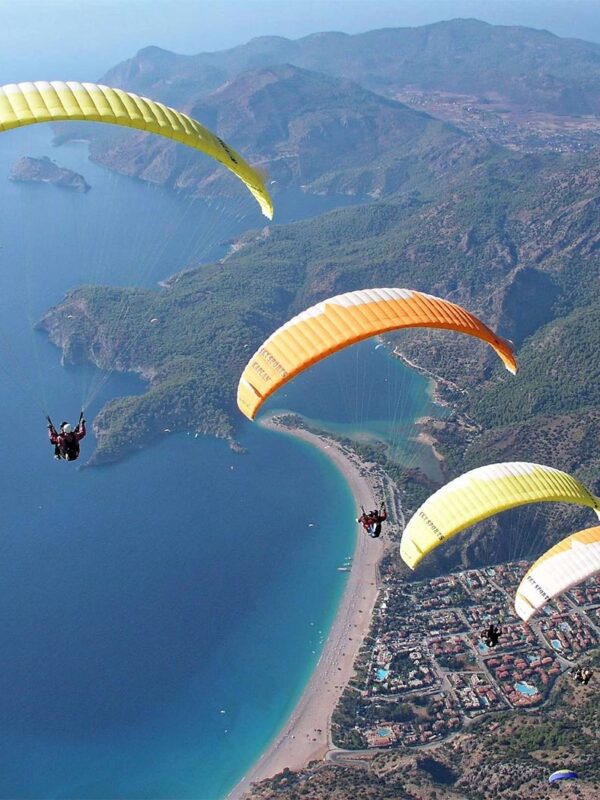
[227,415,385,800]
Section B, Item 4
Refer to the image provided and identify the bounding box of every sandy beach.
[227,416,386,800]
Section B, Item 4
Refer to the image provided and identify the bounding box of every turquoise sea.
[0,123,436,799]
[263,339,445,481]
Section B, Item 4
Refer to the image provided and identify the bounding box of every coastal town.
[231,421,600,799]
[333,562,600,751]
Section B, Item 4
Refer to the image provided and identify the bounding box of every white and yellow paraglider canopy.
[400,462,600,570]
[515,526,600,621]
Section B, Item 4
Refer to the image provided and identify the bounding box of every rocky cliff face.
[37,294,124,371]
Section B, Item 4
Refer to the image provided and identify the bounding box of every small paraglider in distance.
[548,769,578,784]
[357,503,387,538]
[47,412,86,461]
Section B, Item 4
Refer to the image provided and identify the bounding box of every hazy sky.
[1,0,600,81]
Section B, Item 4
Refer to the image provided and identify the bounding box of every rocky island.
[10,156,90,192]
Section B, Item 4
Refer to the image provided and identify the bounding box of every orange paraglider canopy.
[237,287,517,420]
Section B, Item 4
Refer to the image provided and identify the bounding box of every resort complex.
[333,563,599,750]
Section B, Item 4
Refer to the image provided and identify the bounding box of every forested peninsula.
[41,19,600,565]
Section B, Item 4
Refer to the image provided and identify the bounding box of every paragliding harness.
[573,666,593,686]
[47,412,84,461]
[483,624,501,648]
[360,502,386,538]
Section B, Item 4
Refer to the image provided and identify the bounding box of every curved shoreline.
[226,417,386,800]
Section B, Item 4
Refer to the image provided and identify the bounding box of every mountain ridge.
[103,18,600,115]
[83,62,483,199]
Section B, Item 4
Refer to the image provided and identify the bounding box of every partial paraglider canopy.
[237,287,517,421]
[514,526,600,621]
[399,462,600,570]
[0,81,273,219]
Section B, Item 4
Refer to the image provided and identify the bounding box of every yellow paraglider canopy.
[515,526,600,621]
[400,462,600,570]
[0,81,273,219]
[237,287,517,420]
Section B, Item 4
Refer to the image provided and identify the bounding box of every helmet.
[62,423,72,434]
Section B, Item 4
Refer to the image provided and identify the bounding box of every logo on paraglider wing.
[257,348,288,377]
[524,574,551,601]
[216,136,239,165]
[418,510,445,542]
[250,363,271,383]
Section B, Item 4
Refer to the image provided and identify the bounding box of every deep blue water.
[0,125,431,799]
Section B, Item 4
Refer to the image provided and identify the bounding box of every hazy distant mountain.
[66,18,600,200]
[104,19,600,115]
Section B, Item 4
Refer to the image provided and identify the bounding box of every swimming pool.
[514,681,539,697]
